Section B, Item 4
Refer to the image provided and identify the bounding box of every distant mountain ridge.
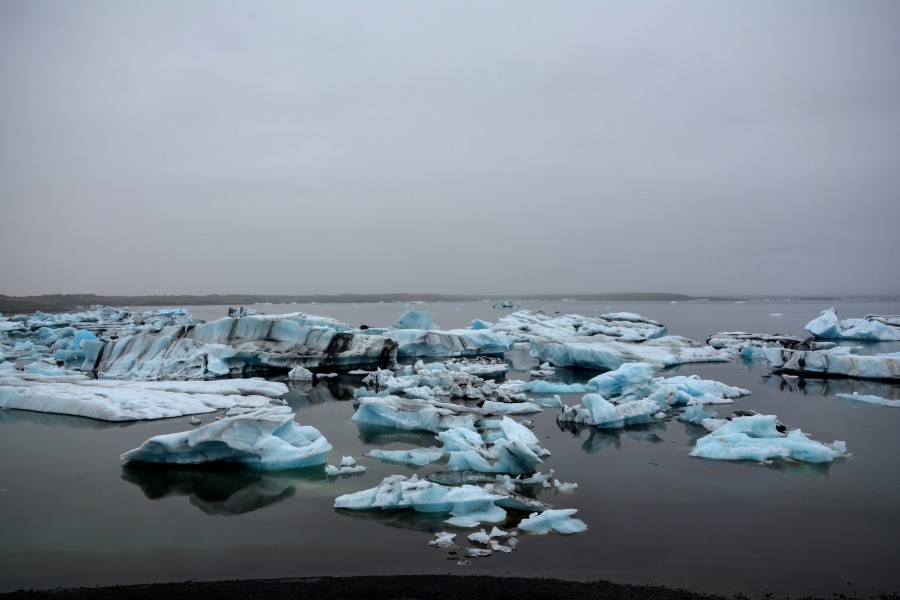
[0,292,848,315]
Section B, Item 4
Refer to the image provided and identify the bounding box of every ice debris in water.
[121,406,333,470]
[439,417,549,475]
[428,532,456,548]
[805,307,900,341]
[835,393,900,408]
[518,509,587,535]
[352,395,479,433]
[326,456,366,476]
[690,414,847,463]
[0,376,287,421]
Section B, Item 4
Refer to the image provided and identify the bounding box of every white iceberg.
[351,395,480,433]
[387,329,514,358]
[288,365,314,381]
[325,456,366,475]
[391,309,440,331]
[557,394,660,428]
[121,406,332,469]
[492,310,666,343]
[805,308,900,341]
[530,336,730,372]
[690,414,847,463]
[518,509,587,534]
[835,393,900,408]
[706,332,809,351]
[0,376,286,421]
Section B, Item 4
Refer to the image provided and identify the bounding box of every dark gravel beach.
[4,576,899,600]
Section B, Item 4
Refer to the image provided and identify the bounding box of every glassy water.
[1,300,898,596]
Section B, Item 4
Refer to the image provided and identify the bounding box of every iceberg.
[325,456,366,475]
[492,310,667,343]
[530,336,730,372]
[121,406,332,469]
[557,394,660,428]
[0,376,286,421]
[518,509,587,534]
[391,309,439,331]
[351,395,480,433]
[93,315,399,379]
[690,414,847,463]
[706,332,810,351]
[387,329,514,358]
[333,474,509,527]
[761,347,900,381]
[439,417,547,475]
[805,308,900,341]
[835,392,900,408]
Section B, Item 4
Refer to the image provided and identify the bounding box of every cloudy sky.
[1,1,898,297]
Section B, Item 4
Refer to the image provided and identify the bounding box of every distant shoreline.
[0,292,853,315]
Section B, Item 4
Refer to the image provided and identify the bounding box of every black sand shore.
[3,576,897,600]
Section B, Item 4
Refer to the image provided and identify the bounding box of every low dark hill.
[0,292,748,315]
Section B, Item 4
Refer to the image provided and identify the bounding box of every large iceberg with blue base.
[0,376,286,421]
[805,308,900,341]
[690,414,847,463]
[121,406,332,469]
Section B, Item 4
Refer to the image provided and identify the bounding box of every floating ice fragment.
[288,365,314,381]
[429,532,456,548]
[518,509,587,534]
[805,308,900,341]
[365,447,444,467]
[835,393,900,408]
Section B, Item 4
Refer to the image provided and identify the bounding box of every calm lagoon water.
[1,300,899,596]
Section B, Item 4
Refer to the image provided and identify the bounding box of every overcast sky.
[1,1,898,297]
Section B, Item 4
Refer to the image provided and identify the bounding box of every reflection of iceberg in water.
[0,408,137,430]
[762,374,899,400]
[354,422,439,447]
[334,506,456,533]
[556,420,665,454]
[121,463,329,516]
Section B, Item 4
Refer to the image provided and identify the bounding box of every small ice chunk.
[288,365,314,381]
[429,532,456,548]
[518,509,588,534]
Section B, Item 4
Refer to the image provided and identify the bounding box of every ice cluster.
[805,308,900,341]
[757,347,900,381]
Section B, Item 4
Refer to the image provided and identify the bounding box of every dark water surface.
[1,300,899,596]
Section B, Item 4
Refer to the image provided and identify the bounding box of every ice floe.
[365,447,444,467]
[805,308,900,341]
[690,414,847,463]
[0,376,286,421]
[835,392,900,408]
[121,406,332,469]
[325,456,367,475]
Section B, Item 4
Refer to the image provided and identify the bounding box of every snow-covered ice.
[121,406,332,469]
[0,376,287,421]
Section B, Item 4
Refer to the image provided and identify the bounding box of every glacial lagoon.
[1,299,899,597]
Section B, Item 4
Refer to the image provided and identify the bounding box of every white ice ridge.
[333,474,511,527]
[121,406,332,469]
[690,414,847,463]
[758,347,900,381]
[0,376,287,421]
[518,509,588,534]
[554,363,749,428]
[805,308,900,341]
[835,392,900,408]
[706,332,810,351]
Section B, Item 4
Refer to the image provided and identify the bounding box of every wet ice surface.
[1,300,900,597]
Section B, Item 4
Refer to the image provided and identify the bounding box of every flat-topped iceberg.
[805,308,900,341]
[690,414,847,463]
[0,376,286,421]
[760,347,900,381]
[706,332,810,351]
[387,328,514,358]
[121,406,332,469]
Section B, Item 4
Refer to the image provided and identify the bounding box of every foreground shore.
[3,576,898,600]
